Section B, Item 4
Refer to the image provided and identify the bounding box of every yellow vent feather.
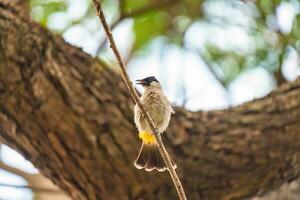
[139,131,156,144]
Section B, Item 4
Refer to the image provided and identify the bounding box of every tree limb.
[1,1,300,200]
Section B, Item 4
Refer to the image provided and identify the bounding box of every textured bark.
[1,2,300,200]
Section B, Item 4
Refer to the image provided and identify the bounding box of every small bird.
[134,76,176,172]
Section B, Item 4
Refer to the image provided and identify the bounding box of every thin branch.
[95,0,180,56]
[183,45,231,105]
[92,1,188,200]
[0,183,61,194]
[0,160,31,179]
[276,48,287,86]
[275,69,286,85]
[95,18,122,55]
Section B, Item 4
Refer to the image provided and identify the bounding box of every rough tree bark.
[0,1,300,200]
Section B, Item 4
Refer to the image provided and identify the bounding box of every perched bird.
[134,76,176,172]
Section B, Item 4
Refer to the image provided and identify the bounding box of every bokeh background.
[1,0,300,199]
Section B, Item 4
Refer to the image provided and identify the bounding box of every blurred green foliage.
[30,0,67,26]
[133,11,169,50]
[29,0,300,87]
[122,0,149,12]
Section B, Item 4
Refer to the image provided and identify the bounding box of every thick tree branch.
[1,0,28,16]
[1,1,300,200]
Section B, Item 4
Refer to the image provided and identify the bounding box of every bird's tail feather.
[134,142,177,172]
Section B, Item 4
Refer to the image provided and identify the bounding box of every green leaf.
[122,0,149,13]
[133,11,169,50]
[29,0,67,26]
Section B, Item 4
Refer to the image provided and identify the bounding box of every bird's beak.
[136,79,146,85]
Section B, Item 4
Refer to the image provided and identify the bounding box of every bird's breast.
[139,92,171,133]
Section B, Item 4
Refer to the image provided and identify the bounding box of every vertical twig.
[91,1,187,200]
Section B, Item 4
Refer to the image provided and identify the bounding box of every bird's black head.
[136,76,159,86]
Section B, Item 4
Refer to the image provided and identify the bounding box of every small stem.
[94,0,180,56]
[0,183,61,193]
[91,1,188,200]
[95,18,122,55]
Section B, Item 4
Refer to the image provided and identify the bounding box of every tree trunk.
[1,2,300,200]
